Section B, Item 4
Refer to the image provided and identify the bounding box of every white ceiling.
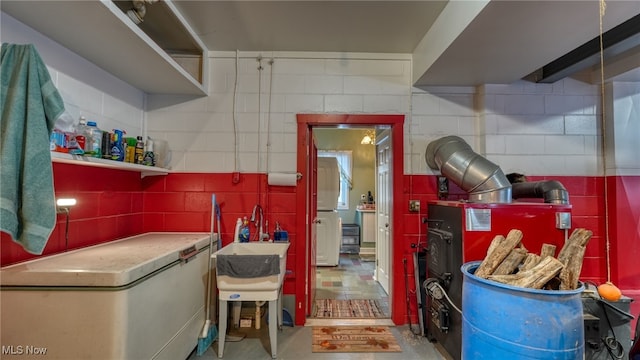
[172,1,448,53]
[167,0,640,86]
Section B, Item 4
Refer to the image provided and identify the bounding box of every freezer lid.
[0,232,210,287]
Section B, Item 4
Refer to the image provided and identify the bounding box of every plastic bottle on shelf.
[142,137,155,166]
[50,130,65,152]
[239,216,250,242]
[234,218,242,243]
[134,136,145,164]
[101,131,112,159]
[85,121,102,158]
[124,137,136,163]
[74,117,89,153]
[110,129,125,161]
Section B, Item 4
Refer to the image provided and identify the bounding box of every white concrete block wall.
[146,52,413,173]
[6,12,629,178]
[479,79,601,176]
[409,86,477,174]
[1,13,144,138]
[147,49,609,176]
[409,79,603,176]
[609,82,640,175]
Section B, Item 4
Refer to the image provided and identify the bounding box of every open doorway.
[313,127,390,320]
[295,114,405,326]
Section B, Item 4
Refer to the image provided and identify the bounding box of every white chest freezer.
[0,232,212,360]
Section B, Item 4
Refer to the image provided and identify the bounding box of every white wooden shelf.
[51,152,169,178]
[2,0,208,95]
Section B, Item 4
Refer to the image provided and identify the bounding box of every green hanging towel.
[1,43,65,255]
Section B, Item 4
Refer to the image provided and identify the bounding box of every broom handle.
[204,194,216,321]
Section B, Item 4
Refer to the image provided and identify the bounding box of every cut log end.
[476,228,592,291]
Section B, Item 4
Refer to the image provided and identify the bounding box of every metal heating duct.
[425,136,512,203]
[425,135,569,205]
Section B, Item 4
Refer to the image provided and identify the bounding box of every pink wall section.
[2,166,638,326]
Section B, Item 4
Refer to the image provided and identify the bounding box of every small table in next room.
[356,208,376,256]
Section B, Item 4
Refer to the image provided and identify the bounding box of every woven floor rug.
[312,326,401,353]
[313,299,385,318]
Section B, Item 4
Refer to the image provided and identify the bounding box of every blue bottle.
[239,217,250,242]
[110,129,125,161]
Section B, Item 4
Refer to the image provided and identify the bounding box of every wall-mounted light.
[56,198,76,251]
[361,130,376,145]
[56,198,76,213]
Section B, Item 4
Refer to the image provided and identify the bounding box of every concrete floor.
[189,324,446,359]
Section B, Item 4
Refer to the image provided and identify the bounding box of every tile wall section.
[0,163,144,265]
[0,170,299,295]
[402,174,606,282]
[145,53,413,173]
[3,11,638,324]
[141,173,300,293]
[1,168,634,325]
[1,12,145,138]
[607,82,640,325]
[479,79,601,176]
[410,79,602,176]
[400,174,608,324]
[1,13,144,265]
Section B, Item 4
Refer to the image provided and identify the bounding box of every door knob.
[314,219,322,224]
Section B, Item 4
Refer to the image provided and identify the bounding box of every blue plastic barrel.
[461,261,584,360]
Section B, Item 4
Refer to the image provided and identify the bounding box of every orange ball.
[597,281,622,301]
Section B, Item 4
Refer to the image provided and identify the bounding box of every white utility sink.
[211,242,290,359]
[212,242,289,298]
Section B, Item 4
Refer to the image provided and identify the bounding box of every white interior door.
[309,132,318,314]
[376,130,391,294]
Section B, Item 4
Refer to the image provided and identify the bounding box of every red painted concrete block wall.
[1,163,144,265]
[2,166,638,328]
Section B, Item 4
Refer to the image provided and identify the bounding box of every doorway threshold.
[305,318,395,327]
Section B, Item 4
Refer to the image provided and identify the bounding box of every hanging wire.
[233,50,240,173]
[265,58,274,222]
[266,58,274,175]
[598,0,612,283]
[257,56,264,202]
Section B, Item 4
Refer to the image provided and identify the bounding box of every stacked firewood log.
[474,228,592,290]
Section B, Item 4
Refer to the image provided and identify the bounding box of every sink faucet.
[250,204,268,241]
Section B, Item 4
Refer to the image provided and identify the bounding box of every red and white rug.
[313,299,386,318]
